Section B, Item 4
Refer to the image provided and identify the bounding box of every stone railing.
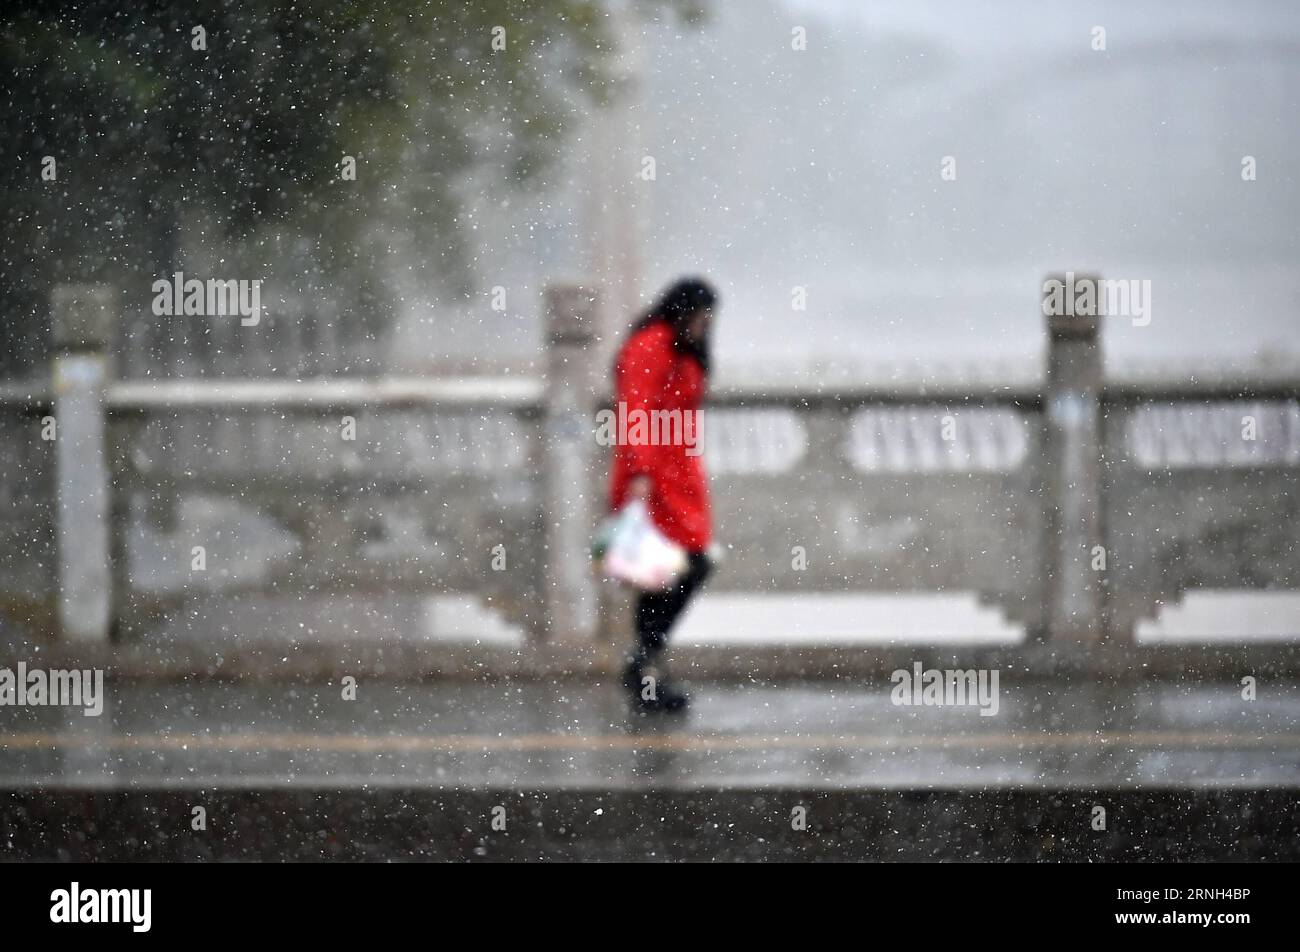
[0,278,1297,675]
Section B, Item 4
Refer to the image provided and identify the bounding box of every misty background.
[405,0,1300,377]
[6,0,1295,379]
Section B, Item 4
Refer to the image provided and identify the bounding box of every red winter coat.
[607,321,712,552]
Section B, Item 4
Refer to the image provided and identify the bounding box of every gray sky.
[634,0,1299,371]
[396,0,1299,375]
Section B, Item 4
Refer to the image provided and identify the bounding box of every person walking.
[608,277,717,712]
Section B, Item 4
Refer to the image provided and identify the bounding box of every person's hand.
[627,475,652,502]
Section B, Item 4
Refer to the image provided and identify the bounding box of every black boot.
[622,651,690,713]
[651,674,691,712]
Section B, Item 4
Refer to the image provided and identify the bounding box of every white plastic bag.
[592,500,688,591]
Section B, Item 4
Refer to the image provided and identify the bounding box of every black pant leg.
[634,552,713,654]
